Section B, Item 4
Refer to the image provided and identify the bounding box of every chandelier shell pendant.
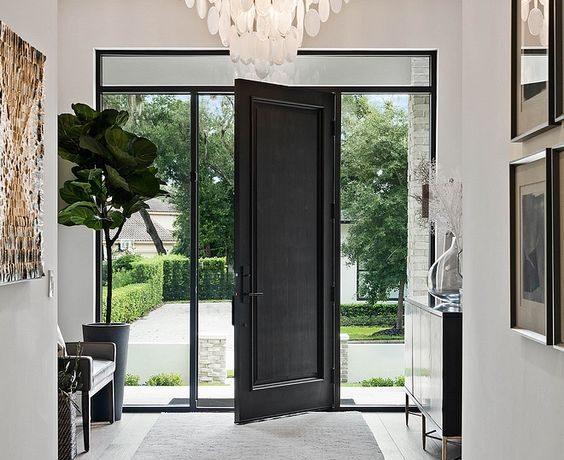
[185,0,350,78]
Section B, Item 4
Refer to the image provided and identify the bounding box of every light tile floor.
[78,412,462,459]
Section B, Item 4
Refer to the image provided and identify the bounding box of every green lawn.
[341,326,404,341]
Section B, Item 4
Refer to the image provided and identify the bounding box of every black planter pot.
[83,323,130,421]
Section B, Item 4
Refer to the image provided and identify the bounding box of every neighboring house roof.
[146,197,179,214]
[111,212,175,243]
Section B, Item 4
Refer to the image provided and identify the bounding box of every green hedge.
[104,257,164,323]
[146,373,184,386]
[340,302,397,327]
[162,255,234,301]
[199,257,233,300]
[162,255,189,301]
[360,376,405,387]
[104,254,234,323]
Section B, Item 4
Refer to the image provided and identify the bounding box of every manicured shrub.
[125,374,140,386]
[146,373,184,386]
[161,255,234,301]
[105,282,160,323]
[340,303,397,327]
[113,254,142,272]
[112,269,136,289]
[162,255,190,301]
[360,376,405,387]
[103,257,165,323]
[199,257,234,300]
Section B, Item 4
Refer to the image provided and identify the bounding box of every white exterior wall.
[151,212,179,232]
[340,224,359,304]
[0,1,58,458]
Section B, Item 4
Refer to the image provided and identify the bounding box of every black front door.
[234,79,337,423]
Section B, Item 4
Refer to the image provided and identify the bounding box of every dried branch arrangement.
[412,160,463,244]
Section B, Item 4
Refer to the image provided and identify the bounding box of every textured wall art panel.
[0,22,45,283]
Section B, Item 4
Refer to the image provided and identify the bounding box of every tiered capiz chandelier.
[185,0,349,78]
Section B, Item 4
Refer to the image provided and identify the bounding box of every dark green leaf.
[106,165,130,191]
[58,147,81,164]
[122,199,149,217]
[115,111,129,126]
[58,201,99,228]
[72,103,97,122]
[105,127,137,168]
[107,211,125,229]
[128,170,160,197]
[79,135,113,162]
[105,127,129,150]
[59,180,92,204]
[131,138,157,167]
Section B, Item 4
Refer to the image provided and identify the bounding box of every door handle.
[231,295,236,326]
[247,292,263,297]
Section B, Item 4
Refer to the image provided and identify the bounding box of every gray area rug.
[134,412,383,459]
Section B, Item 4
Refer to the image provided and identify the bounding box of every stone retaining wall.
[340,333,349,383]
[199,335,227,384]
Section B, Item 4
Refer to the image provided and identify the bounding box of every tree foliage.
[102,94,234,261]
[340,96,408,328]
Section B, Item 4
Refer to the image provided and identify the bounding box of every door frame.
[94,49,437,413]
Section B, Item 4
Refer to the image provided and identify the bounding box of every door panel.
[234,79,336,423]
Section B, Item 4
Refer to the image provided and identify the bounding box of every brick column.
[407,58,431,303]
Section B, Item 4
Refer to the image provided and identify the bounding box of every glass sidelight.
[339,93,431,407]
[100,92,237,408]
[196,95,235,408]
[101,94,192,406]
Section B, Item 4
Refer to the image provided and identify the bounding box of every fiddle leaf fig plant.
[58,103,167,324]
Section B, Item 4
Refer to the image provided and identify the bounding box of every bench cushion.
[92,359,115,388]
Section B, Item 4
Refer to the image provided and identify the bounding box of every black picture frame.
[510,149,554,345]
[549,147,564,349]
[511,0,557,141]
[555,1,564,122]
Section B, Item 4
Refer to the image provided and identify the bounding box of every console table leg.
[405,393,409,426]
[442,436,448,460]
[421,414,426,450]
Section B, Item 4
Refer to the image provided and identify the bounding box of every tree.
[340,96,408,331]
[101,94,235,262]
[58,103,166,323]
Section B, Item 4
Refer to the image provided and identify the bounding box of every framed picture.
[550,147,564,349]
[510,150,553,344]
[512,0,556,141]
[555,0,564,121]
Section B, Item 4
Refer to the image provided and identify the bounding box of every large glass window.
[97,51,435,410]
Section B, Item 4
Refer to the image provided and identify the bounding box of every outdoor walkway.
[126,301,404,406]
[129,301,232,344]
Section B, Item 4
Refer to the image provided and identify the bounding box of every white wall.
[0,1,58,459]
[58,0,462,335]
[461,1,564,458]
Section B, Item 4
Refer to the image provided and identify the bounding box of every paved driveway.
[129,301,232,343]
[129,301,234,368]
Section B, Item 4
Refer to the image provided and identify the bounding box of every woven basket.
[58,393,77,460]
